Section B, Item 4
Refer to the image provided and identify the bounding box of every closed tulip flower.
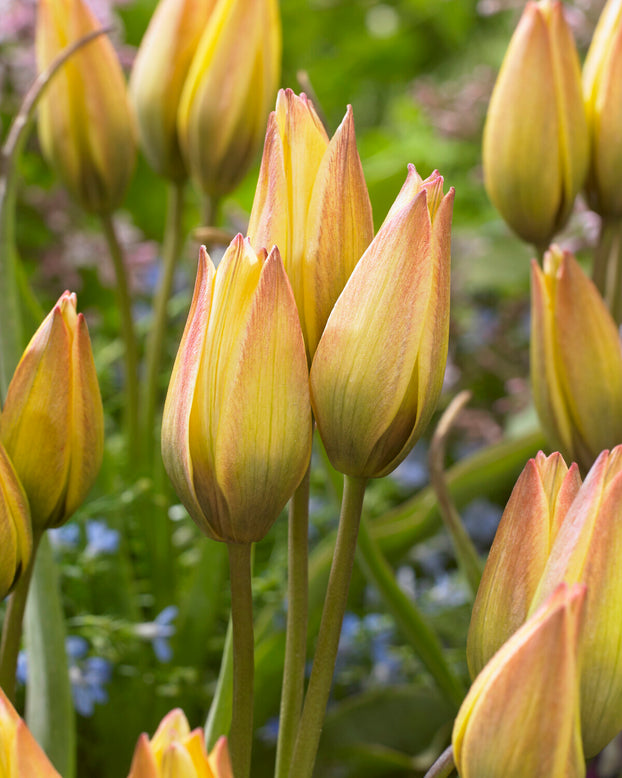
[467,451,581,678]
[0,686,61,776]
[129,0,216,181]
[36,0,136,214]
[454,583,586,778]
[161,238,312,543]
[0,442,32,601]
[483,0,588,248]
[531,245,622,472]
[177,0,280,197]
[0,292,104,530]
[248,89,373,360]
[310,165,453,479]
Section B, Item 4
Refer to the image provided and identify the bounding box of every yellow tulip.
[0,292,104,530]
[36,0,136,214]
[0,441,32,600]
[531,245,622,473]
[248,89,374,360]
[177,0,281,197]
[0,686,61,776]
[454,583,586,778]
[482,0,588,247]
[161,238,312,543]
[129,0,217,181]
[310,165,453,478]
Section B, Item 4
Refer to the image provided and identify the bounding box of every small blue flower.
[69,654,112,717]
[48,522,81,550]
[85,519,120,557]
[134,605,178,662]
[16,651,27,686]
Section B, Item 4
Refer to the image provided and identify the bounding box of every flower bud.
[483,0,588,247]
[531,245,622,473]
[467,451,581,678]
[177,0,281,197]
[583,0,622,216]
[454,583,586,778]
[36,0,136,214]
[127,708,233,778]
[129,0,216,181]
[248,89,374,361]
[0,292,104,530]
[0,686,61,776]
[161,239,312,543]
[310,166,453,479]
[0,441,32,600]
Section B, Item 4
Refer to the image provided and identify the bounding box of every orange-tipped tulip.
[36,0,136,213]
[177,0,280,197]
[483,0,588,247]
[248,89,374,360]
[0,686,61,776]
[531,245,622,472]
[161,239,312,543]
[127,708,233,778]
[454,583,586,778]
[467,451,581,678]
[310,165,453,478]
[0,292,104,530]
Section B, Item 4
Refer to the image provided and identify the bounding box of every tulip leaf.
[204,617,233,750]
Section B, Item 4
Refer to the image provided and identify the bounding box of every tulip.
[530,245,622,473]
[309,165,453,479]
[177,0,281,197]
[467,451,581,678]
[36,0,136,214]
[0,441,32,601]
[248,89,374,361]
[583,0,622,216]
[127,708,233,778]
[161,238,312,543]
[454,583,586,778]
[482,0,588,248]
[0,292,104,530]
[0,686,61,776]
[129,0,216,181]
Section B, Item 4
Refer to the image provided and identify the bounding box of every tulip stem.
[0,529,42,701]
[141,180,186,463]
[227,541,254,778]
[423,745,456,778]
[100,213,140,464]
[593,217,622,325]
[288,474,367,778]
[275,466,311,778]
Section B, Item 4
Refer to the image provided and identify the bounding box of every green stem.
[227,541,254,778]
[592,217,622,325]
[356,514,465,709]
[423,745,456,778]
[141,181,185,462]
[275,466,310,778]
[100,213,139,462]
[0,530,42,700]
[289,475,367,778]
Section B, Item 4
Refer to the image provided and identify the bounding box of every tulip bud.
[482,0,588,247]
[161,239,312,543]
[530,446,622,757]
[583,0,622,216]
[0,686,61,776]
[177,0,281,197]
[531,246,622,473]
[454,583,586,778]
[467,451,581,678]
[310,165,453,479]
[129,0,216,181]
[248,89,374,361]
[0,441,32,600]
[0,292,104,530]
[36,0,136,214]
[127,708,233,778]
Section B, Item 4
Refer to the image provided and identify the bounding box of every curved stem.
[0,529,42,700]
[227,541,254,778]
[592,217,622,325]
[423,745,456,778]
[275,466,310,778]
[100,213,139,462]
[288,475,367,778]
[141,181,185,462]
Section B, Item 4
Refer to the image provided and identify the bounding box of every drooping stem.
[275,466,311,778]
[592,217,622,325]
[100,213,139,462]
[0,529,42,700]
[288,474,367,778]
[227,541,254,778]
[423,745,456,778]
